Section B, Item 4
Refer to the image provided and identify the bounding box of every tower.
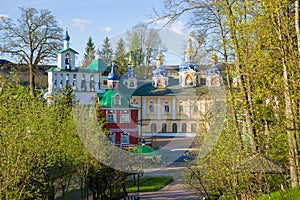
[107,62,119,89]
[152,49,168,88]
[178,35,200,87]
[122,55,137,89]
[57,30,78,71]
[206,54,223,87]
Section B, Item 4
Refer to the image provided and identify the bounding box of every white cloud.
[104,26,112,32]
[0,14,9,19]
[71,18,91,31]
[147,18,185,34]
[97,26,113,32]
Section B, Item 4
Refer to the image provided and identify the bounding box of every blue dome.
[179,62,198,72]
[206,65,221,76]
[152,68,168,77]
[123,67,137,79]
[108,64,119,80]
[64,31,70,41]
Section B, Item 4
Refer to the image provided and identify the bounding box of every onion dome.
[179,34,198,72]
[206,54,221,75]
[64,30,70,41]
[152,49,168,77]
[123,66,137,79]
[108,63,119,80]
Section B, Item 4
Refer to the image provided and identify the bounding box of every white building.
[46,31,110,104]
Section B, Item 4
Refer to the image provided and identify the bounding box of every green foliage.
[114,38,128,76]
[125,177,173,193]
[82,36,95,67]
[100,37,113,65]
[258,187,300,200]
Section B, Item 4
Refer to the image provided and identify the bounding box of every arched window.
[191,123,197,132]
[90,75,95,92]
[164,101,169,113]
[161,123,167,133]
[65,53,71,70]
[149,101,155,113]
[114,94,121,105]
[81,74,86,91]
[182,123,187,133]
[150,123,157,133]
[172,123,177,133]
[149,105,154,113]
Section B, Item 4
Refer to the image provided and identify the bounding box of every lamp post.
[61,181,66,200]
[137,173,140,200]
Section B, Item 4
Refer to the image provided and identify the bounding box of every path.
[139,163,201,200]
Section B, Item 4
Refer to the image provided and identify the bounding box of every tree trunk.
[283,59,299,187]
[295,0,300,59]
[29,64,36,97]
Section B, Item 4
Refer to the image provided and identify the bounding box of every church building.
[45,30,223,145]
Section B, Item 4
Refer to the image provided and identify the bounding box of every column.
[142,98,146,120]
[157,98,161,120]
[69,74,74,87]
[76,74,82,91]
[56,73,61,90]
[94,75,99,92]
[172,97,176,120]
[85,74,90,91]
[62,73,67,87]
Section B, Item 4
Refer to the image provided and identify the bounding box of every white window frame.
[121,134,130,144]
[107,114,115,123]
[121,113,130,123]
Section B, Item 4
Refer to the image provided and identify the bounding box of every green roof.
[132,78,208,97]
[57,48,79,54]
[86,59,110,72]
[45,67,107,74]
[99,89,132,108]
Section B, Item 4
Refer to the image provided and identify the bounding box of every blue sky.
[1,0,188,65]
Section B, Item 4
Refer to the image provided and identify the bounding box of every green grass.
[125,177,173,193]
[258,187,300,200]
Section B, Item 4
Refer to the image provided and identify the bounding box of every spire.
[156,48,163,68]
[184,34,194,62]
[128,53,132,66]
[63,28,70,50]
[95,49,101,59]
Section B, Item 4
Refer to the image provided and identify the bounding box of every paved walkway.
[139,163,201,200]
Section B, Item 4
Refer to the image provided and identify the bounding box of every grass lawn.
[258,187,300,200]
[126,176,173,193]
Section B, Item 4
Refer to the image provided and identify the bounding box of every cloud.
[71,18,91,31]
[0,14,9,19]
[146,18,185,34]
[98,26,113,32]
[104,26,112,32]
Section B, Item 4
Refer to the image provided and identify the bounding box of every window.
[121,113,130,123]
[179,105,183,113]
[165,105,169,113]
[172,123,177,133]
[193,104,198,112]
[191,123,197,132]
[107,114,115,122]
[109,134,115,144]
[114,94,121,105]
[149,105,154,113]
[164,102,169,113]
[182,123,187,133]
[150,123,157,133]
[102,80,108,86]
[121,134,129,144]
[161,123,167,133]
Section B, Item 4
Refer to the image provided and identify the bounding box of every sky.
[1,0,189,65]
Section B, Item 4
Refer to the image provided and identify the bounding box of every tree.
[0,7,63,97]
[114,38,128,76]
[82,36,95,68]
[100,37,113,65]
